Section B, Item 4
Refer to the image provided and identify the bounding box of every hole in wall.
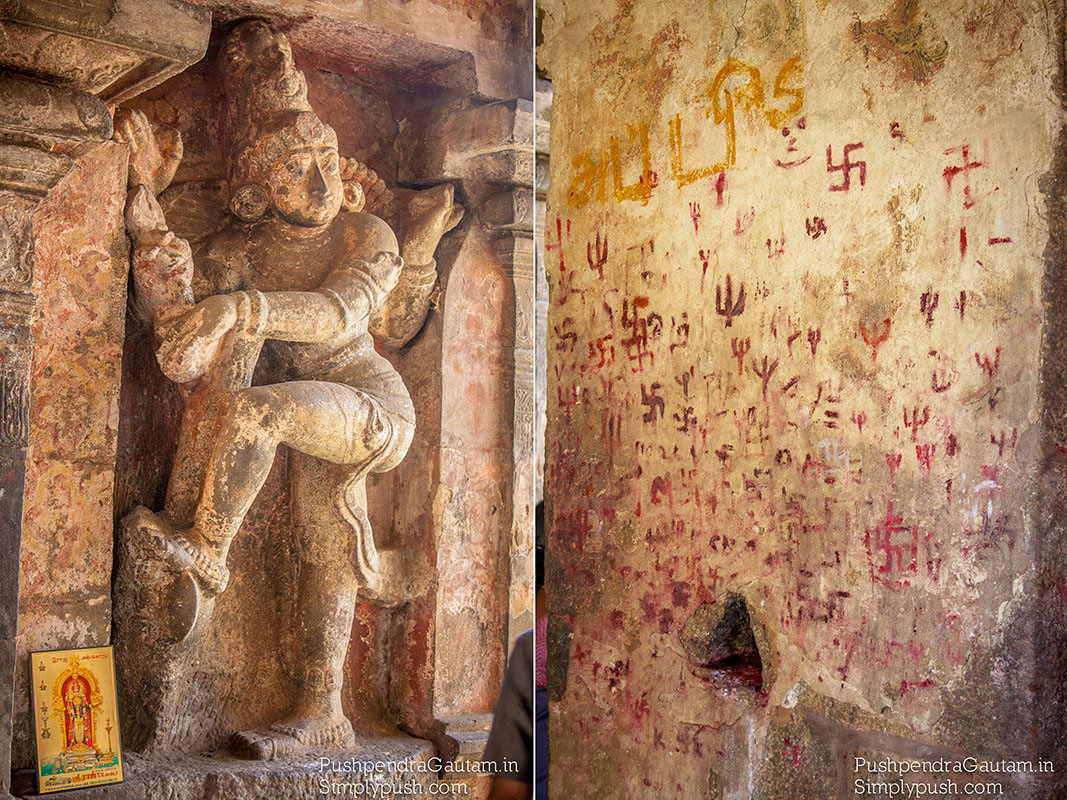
[679,591,767,694]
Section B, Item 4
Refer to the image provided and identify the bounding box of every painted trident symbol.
[715,274,746,327]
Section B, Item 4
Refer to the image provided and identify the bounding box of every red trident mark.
[886,452,902,480]
[731,337,750,376]
[750,355,780,400]
[715,274,746,327]
[851,410,867,435]
[859,317,892,361]
[920,287,938,326]
[586,231,608,280]
[807,327,821,356]
[903,406,930,441]
[915,443,936,475]
[975,347,1001,379]
[931,368,955,393]
[698,249,712,292]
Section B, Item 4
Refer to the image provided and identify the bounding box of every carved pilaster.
[488,195,536,647]
[534,79,551,505]
[0,155,71,800]
[390,97,534,782]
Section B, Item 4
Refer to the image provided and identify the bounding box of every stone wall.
[540,0,1067,796]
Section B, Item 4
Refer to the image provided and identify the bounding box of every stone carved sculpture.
[113,20,462,759]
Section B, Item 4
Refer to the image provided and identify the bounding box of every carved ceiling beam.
[0,0,210,104]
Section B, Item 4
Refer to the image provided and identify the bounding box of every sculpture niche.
[113,20,463,760]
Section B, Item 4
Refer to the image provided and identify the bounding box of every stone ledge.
[12,736,440,799]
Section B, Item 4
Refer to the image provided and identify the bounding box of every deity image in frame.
[30,646,123,794]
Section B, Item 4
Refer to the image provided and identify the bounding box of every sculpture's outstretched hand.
[156,294,238,384]
[113,107,183,196]
[400,183,464,267]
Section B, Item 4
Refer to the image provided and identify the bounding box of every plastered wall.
[540,0,1067,796]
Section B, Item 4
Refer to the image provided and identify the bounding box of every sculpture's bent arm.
[368,183,464,349]
[157,214,400,382]
[368,259,437,349]
[246,254,402,343]
[252,212,403,343]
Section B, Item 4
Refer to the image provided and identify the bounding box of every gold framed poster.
[30,646,124,794]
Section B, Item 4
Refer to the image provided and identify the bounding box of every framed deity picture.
[30,646,124,794]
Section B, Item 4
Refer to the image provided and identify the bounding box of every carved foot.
[125,506,229,596]
[232,715,354,761]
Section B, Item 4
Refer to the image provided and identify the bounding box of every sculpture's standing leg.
[230,457,387,759]
[221,385,413,760]
[281,455,364,743]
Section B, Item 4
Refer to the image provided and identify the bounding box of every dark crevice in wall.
[680,592,767,695]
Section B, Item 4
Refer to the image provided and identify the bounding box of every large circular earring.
[229,183,269,221]
[341,179,366,213]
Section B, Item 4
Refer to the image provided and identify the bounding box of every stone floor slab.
[12,736,441,799]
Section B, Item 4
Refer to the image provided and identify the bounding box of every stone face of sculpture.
[114,20,462,759]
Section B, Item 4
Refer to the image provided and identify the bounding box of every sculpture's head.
[229,111,343,226]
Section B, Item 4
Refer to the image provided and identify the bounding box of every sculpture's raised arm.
[114,108,195,330]
[370,183,464,348]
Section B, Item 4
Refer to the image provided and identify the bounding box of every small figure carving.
[114,20,462,759]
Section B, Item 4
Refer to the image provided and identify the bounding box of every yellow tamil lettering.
[706,59,765,169]
[567,150,609,208]
[767,56,805,128]
[668,114,716,188]
[610,121,657,204]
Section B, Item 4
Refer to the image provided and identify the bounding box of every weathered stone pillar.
[0,3,208,792]
[540,0,1067,796]
[534,78,552,503]
[391,99,534,771]
[0,76,112,800]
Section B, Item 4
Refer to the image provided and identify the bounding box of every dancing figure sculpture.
[116,20,462,759]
